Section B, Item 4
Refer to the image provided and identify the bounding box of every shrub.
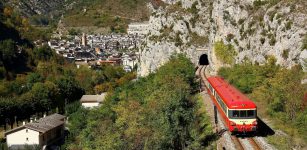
[218,64,265,93]
[226,33,234,42]
[285,21,292,30]
[253,0,267,9]
[174,32,183,47]
[282,49,289,59]
[214,40,237,64]
[269,36,276,46]
[188,1,198,15]
[302,34,307,50]
[268,10,277,22]
[238,18,245,25]
[260,37,266,44]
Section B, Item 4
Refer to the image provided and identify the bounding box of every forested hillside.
[65,55,216,149]
[0,2,135,142]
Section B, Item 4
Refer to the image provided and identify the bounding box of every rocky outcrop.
[138,0,307,76]
[7,0,68,18]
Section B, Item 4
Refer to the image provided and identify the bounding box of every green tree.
[55,76,84,113]
[26,73,44,89]
[0,39,17,77]
[30,82,59,113]
[32,44,53,61]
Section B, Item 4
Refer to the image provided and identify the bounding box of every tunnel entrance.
[199,54,209,65]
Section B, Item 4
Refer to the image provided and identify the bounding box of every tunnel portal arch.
[199,54,209,65]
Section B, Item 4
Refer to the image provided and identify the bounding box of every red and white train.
[205,76,257,133]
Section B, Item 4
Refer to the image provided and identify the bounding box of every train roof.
[207,76,256,109]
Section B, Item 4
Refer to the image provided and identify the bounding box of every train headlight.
[230,121,236,126]
[252,120,257,126]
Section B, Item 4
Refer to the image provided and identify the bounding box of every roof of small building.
[80,93,107,103]
[4,113,66,136]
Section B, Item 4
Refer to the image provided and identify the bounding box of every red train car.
[206,76,257,133]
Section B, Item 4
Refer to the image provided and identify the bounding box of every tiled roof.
[5,113,66,136]
[80,93,107,103]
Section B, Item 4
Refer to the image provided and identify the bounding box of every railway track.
[231,136,262,150]
[198,65,263,150]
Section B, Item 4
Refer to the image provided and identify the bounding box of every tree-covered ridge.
[218,57,307,148]
[66,54,216,149]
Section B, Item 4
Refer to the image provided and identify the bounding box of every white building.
[122,54,137,72]
[80,93,107,108]
[5,114,65,150]
[127,22,149,35]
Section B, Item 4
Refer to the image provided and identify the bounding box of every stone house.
[5,114,66,150]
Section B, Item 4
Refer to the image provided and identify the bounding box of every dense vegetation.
[214,40,237,64]
[65,55,216,149]
[218,57,307,148]
[62,0,150,33]
[0,2,134,134]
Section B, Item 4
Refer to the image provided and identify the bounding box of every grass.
[188,32,209,46]
[267,135,292,149]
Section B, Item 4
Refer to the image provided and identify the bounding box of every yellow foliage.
[22,17,30,31]
[94,82,114,94]
[214,40,237,64]
[4,7,13,17]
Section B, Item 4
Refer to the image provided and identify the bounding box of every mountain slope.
[61,0,150,33]
[6,0,66,17]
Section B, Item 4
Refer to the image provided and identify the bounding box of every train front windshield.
[228,110,256,119]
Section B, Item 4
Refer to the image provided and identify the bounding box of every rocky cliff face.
[7,0,68,17]
[138,0,307,76]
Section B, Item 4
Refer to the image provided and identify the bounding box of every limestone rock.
[138,0,307,76]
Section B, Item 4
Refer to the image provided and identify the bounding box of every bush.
[188,1,198,15]
[218,63,265,93]
[295,110,307,140]
[214,40,237,64]
[269,37,276,46]
[302,34,307,50]
[282,49,289,59]
[238,18,245,25]
[260,37,265,44]
[226,34,234,42]
[285,21,292,30]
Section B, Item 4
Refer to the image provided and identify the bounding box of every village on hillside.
[46,22,149,72]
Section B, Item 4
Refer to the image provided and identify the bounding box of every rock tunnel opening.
[199,54,209,65]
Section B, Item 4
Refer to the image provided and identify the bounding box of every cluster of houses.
[48,33,142,72]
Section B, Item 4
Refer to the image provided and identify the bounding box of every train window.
[229,110,256,119]
[240,111,247,117]
[247,110,255,117]
[208,84,213,93]
[232,110,239,118]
